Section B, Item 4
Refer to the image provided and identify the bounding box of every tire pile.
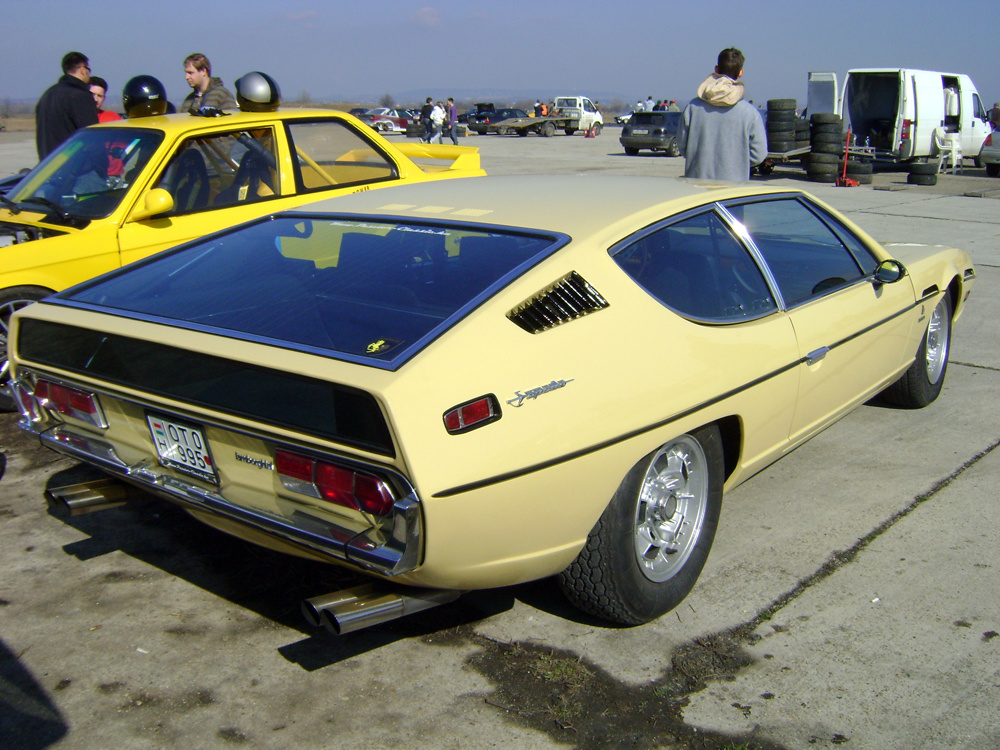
[907,162,938,186]
[765,99,805,154]
[805,113,873,184]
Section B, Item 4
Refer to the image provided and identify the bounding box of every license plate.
[632,128,649,134]
[147,414,216,482]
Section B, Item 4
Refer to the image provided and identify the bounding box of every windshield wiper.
[18,197,86,227]
[0,193,20,214]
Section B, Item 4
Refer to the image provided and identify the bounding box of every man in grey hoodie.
[677,48,766,181]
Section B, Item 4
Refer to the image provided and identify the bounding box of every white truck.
[807,69,991,162]
[492,96,604,137]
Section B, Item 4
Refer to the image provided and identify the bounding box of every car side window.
[155,128,279,215]
[725,198,868,307]
[286,120,397,194]
[612,210,777,322]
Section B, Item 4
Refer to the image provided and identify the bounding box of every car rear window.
[59,215,561,368]
[630,112,681,129]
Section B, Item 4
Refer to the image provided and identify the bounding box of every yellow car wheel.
[558,424,724,625]
[880,294,952,409]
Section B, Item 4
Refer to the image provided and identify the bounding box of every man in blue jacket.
[677,48,766,181]
[36,51,99,160]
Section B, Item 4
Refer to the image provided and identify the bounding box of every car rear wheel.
[1,286,52,410]
[880,294,952,408]
[667,138,681,157]
[558,425,724,625]
[624,147,639,156]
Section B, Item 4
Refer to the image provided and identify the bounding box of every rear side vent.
[508,271,609,333]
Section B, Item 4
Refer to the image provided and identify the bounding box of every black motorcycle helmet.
[122,75,169,118]
[235,71,281,113]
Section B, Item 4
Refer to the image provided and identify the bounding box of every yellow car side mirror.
[130,188,175,222]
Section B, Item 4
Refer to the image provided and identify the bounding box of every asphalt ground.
[1,127,999,750]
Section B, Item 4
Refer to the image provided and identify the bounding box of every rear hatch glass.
[57,214,562,369]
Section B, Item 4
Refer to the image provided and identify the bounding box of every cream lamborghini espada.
[10,175,975,633]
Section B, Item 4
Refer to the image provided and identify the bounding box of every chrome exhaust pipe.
[46,477,143,517]
[302,584,463,635]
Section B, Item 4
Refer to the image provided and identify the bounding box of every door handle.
[806,347,829,365]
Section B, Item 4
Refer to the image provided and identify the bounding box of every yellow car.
[9,175,974,632]
[0,108,484,394]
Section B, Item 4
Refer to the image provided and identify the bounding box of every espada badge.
[507,379,574,407]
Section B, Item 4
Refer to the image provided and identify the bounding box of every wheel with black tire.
[666,138,680,157]
[807,163,840,175]
[853,173,873,184]
[624,147,639,156]
[767,141,795,153]
[880,295,952,408]
[592,122,602,136]
[766,112,796,125]
[541,121,556,137]
[811,131,845,144]
[845,160,873,175]
[1,286,52,410]
[810,123,843,135]
[987,163,1000,177]
[907,172,938,185]
[565,127,577,136]
[767,98,796,111]
[909,162,938,175]
[810,113,842,125]
[558,425,724,625]
[812,142,845,155]
[808,171,839,183]
[808,152,841,164]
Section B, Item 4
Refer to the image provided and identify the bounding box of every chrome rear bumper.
[21,419,420,577]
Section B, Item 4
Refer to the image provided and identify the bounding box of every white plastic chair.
[933,127,963,174]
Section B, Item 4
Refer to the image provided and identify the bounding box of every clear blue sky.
[4,0,998,109]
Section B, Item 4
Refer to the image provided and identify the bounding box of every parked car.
[978,128,1000,176]
[0,108,485,397]
[348,107,369,117]
[620,111,682,156]
[468,108,529,135]
[356,107,410,133]
[10,175,974,632]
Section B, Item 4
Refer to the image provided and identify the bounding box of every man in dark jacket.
[35,51,99,160]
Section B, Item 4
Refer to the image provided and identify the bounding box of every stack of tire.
[765,99,799,153]
[907,162,938,186]
[807,114,846,183]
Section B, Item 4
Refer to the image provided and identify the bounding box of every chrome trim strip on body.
[20,418,420,577]
[434,293,934,498]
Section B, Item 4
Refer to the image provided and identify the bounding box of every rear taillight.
[901,119,912,140]
[275,449,394,516]
[443,395,501,434]
[33,378,108,429]
[985,133,993,147]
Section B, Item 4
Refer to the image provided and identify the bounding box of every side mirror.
[130,188,174,221]
[873,259,906,285]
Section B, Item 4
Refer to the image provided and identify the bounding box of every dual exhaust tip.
[302,584,463,635]
[46,478,463,635]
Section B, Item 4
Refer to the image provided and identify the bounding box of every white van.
[552,96,604,134]
[807,69,991,161]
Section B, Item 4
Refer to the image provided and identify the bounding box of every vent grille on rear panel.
[507,271,609,333]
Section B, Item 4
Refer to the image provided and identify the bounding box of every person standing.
[89,76,122,123]
[676,48,767,182]
[987,102,1000,130]
[35,51,99,160]
[444,97,459,145]
[180,53,236,114]
[419,97,434,142]
[644,95,656,111]
[429,101,445,144]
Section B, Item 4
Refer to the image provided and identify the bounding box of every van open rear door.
[807,72,838,116]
